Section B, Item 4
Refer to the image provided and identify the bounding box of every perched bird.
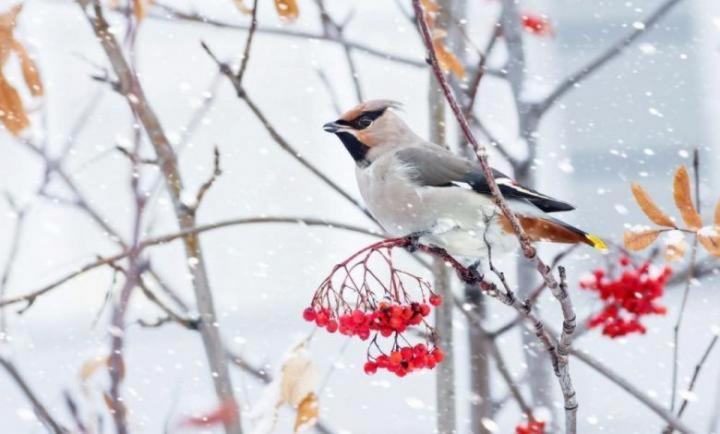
[323,100,606,260]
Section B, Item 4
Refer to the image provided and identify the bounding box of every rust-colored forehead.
[338,99,400,121]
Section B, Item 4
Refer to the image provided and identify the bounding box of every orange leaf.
[0,4,22,32]
[631,183,674,227]
[232,0,253,14]
[623,228,661,251]
[180,399,238,428]
[0,73,29,135]
[275,0,298,21]
[434,40,465,79]
[12,40,42,97]
[294,393,318,433]
[715,199,720,227]
[673,166,702,229]
[698,226,720,257]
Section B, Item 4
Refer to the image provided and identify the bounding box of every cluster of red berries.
[581,257,670,338]
[515,421,545,434]
[303,295,442,340]
[521,13,553,37]
[363,343,444,377]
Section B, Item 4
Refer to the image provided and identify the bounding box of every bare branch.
[535,0,683,115]
[0,357,70,434]
[192,146,222,211]
[235,0,258,85]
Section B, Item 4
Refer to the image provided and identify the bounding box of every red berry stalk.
[303,238,444,377]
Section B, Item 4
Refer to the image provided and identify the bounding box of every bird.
[322,99,606,261]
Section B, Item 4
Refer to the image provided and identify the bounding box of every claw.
[404,231,425,253]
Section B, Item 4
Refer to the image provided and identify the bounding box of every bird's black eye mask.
[335,109,386,130]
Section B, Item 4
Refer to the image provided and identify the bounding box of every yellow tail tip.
[586,234,608,252]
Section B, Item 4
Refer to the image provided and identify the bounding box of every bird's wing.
[395,146,575,213]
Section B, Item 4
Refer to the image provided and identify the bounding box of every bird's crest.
[339,99,402,122]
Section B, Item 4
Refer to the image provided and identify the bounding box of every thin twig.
[534,0,684,115]
[0,357,70,434]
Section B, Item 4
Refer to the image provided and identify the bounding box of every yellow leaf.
[698,226,720,257]
[434,40,465,79]
[275,0,299,21]
[631,182,674,227]
[0,73,29,135]
[673,166,702,229]
[623,228,661,251]
[11,40,42,97]
[294,393,318,433]
[232,0,253,14]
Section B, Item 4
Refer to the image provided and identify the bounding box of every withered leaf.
[673,166,703,229]
[664,237,687,262]
[12,40,42,97]
[275,0,299,21]
[294,392,318,433]
[0,73,29,135]
[434,40,465,80]
[133,0,148,22]
[623,228,661,251]
[232,0,253,14]
[631,182,674,227]
[698,226,720,257]
[280,344,317,407]
[715,199,720,227]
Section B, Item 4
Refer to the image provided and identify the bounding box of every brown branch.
[0,194,27,338]
[192,146,222,211]
[568,346,692,434]
[0,216,380,308]
[201,42,379,226]
[663,333,719,433]
[76,2,242,432]
[235,0,258,85]
[413,6,578,429]
[0,357,70,434]
[670,149,700,412]
[534,0,684,115]
[149,1,502,77]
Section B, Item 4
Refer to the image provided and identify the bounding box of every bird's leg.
[403,231,427,253]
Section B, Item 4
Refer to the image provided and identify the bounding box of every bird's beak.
[323,121,341,133]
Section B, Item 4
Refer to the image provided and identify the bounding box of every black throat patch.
[336,132,370,166]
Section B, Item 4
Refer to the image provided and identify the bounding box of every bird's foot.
[460,263,485,285]
[404,232,426,253]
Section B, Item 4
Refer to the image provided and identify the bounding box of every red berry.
[429,294,442,306]
[431,348,445,363]
[302,307,316,322]
[389,351,402,366]
[419,304,431,316]
[326,320,338,333]
[315,311,329,327]
[351,309,365,324]
[363,361,378,375]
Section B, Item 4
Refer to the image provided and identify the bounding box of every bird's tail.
[500,214,607,251]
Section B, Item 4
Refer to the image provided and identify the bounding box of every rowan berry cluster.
[305,239,444,377]
[580,256,670,338]
[515,421,545,434]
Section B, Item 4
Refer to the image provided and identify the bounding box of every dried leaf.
[102,392,127,418]
[698,226,720,257]
[715,199,720,227]
[133,0,147,21]
[79,356,125,383]
[280,344,317,407]
[232,0,253,14]
[0,73,29,135]
[12,40,42,96]
[665,239,688,262]
[631,183,675,227]
[0,4,22,31]
[275,0,298,21]
[623,228,661,251]
[180,399,238,428]
[294,393,318,433]
[673,166,702,229]
[434,40,465,79]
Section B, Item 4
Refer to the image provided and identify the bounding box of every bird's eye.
[356,116,373,129]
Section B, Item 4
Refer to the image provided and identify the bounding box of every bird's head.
[323,100,418,165]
